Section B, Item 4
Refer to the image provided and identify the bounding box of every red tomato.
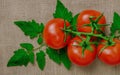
[77,10,106,33]
[67,36,97,66]
[43,18,71,49]
[97,39,120,65]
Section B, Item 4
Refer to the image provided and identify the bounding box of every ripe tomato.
[77,10,106,33]
[97,39,120,65]
[43,18,71,49]
[67,36,96,66]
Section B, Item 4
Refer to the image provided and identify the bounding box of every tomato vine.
[7,0,120,71]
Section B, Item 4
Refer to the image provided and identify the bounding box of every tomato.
[97,39,120,65]
[67,36,97,66]
[77,10,106,33]
[43,18,71,49]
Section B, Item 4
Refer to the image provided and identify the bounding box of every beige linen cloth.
[0,0,120,75]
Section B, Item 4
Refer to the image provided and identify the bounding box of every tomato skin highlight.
[67,37,97,66]
[43,18,71,49]
[97,39,120,65]
[77,10,106,33]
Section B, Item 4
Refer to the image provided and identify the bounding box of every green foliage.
[37,36,43,45]
[71,14,79,31]
[60,48,71,70]
[7,49,29,67]
[28,52,34,64]
[46,47,61,64]
[53,0,72,22]
[46,47,71,69]
[7,43,35,67]
[36,51,46,70]
[110,12,120,35]
[14,20,44,39]
[20,43,35,64]
[20,43,34,51]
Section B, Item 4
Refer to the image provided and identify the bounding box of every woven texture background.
[0,0,120,75]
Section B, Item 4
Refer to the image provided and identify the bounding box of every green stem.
[90,42,99,45]
[63,20,67,42]
[95,13,103,23]
[64,29,109,40]
[99,45,108,54]
[86,36,90,42]
[91,23,94,34]
[34,43,45,51]
[82,47,85,57]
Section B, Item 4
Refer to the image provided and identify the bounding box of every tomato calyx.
[107,36,115,46]
[98,36,115,54]
[78,13,107,34]
[85,13,108,34]
[80,36,93,56]
[73,36,93,57]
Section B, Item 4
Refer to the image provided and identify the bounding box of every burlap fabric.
[0,0,120,75]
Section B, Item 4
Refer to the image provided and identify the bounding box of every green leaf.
[110,12,120,35]
[37,36,43,45]
[7,49,29,67]
[46,47,61,64]
[29,52,34,64]
[71,14,79,31]
[46,47,71,70]
[53,0,72,22]
[14,20,44,39]
[60,49,71,70]
[39,23,44,33]
[36,51,46,70]
[20,43,34,51]
[20,43,34,64]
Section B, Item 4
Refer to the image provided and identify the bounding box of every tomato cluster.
[43,10,120,66]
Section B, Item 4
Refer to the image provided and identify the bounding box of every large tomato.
[43,18,71,49]
[97,39,120,65]
[67,36,97,66]
[77,10,106,33]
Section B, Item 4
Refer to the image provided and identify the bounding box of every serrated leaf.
[46,47,71,69]
[20,43,34,51]
[37,37,43,45]
[14,20,44,39]
[46,47,61,64]
[110,12,120,35]
[36,51,46,70]
[29,52,34,64]
[7,49,29,67]
[71,14,79,31]
[60,48,71,70]
[53,0,72,22]
[39,23,44,33]
[20,43,34,64]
